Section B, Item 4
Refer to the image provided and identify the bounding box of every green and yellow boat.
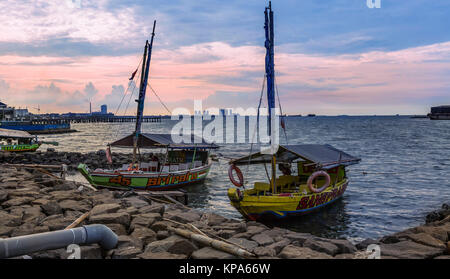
[0,128,41,152]
[78,133,218,191]
[77,21,218,191]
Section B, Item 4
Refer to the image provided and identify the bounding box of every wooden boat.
[77,21,218,191]
[0,128,41,152]
[227,145,360,220]
[226,2,360,221]
[78,133,218,190]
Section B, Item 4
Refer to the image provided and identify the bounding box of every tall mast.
[264,2,277,193]
[133,20,157,164]
[264,1,275,137]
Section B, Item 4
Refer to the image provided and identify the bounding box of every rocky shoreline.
[0,152,449,259]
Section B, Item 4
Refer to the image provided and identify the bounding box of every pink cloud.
[1,41,450,115]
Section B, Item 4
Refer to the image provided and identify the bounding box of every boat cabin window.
[167,149,208,165]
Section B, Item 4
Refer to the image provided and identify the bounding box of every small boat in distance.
[78,21,218,191]
[307,114,316,117]
[0,128,58,152]
[226,2,360,221]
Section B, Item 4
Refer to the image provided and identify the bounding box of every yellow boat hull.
[228,179,348,220]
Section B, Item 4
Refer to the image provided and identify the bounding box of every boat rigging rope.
[244,74,267,187]
[275,75,288,145]
[147,83,172,115]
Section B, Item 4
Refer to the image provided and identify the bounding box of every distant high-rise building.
[101,104,107,114]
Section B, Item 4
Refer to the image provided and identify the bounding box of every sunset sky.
[0,0,449,115]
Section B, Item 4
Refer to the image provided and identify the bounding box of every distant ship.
[307,114,316,117]
[0,102,72,134]
[427,105,450,120]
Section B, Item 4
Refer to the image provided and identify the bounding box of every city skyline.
[0,0,449,115]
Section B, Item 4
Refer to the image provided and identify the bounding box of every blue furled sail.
[133,20,156,162]
[264,2,275,137]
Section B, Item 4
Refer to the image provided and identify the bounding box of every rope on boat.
[147,83,172,114]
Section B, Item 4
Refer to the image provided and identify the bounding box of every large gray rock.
[90,203,121,216]
[227,238,259,251]
[278,245,333,259]
[130,213,161,230]
[138,204,165,215]
[122,197,149,209]
[380,240,444,259]
[0,211,22,227]
[137,251,187,259]
[144,235,197,256]
[150,221,172,232]
[303,239,340,256]
[253,246,276,257]
[200,212,228,226]
[329,239,357,254]
[412,225,448,243]
[89,212,131,227]
[41,201,63,216]
[79,245,103,259]
[213,222,247,233]
[0,190,8,202]
[168,210,201,223]
[191,247,236,259]
[284,232,315,246]
[112,247,143,259]
[251,233,274,246]
[59,200,91,212]
[0,226,14,237]
[22,205,45,224]
[401,233,446,249]
[50,190,82,202]
[267,239,291,254]
[131,227,157,246]
[117,235,143,250]
[104,224,127,236]
[39,215,72,230]
[2,196,34,207]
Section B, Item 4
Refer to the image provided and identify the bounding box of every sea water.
[42,116,450,242]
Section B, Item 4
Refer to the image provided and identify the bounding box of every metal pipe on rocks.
[0,224,118,259]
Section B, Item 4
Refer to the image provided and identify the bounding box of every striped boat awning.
[110,133,219,150]
[230,144,360,168]
[0,128,34,139]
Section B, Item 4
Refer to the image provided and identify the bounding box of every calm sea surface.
[41,116,450,242]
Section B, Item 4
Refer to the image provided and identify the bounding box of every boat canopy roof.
[0,128,34,139]
[230,144,360,169]
[110,133,219,150]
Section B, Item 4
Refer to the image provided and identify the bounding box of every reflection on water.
[54,116,450,242]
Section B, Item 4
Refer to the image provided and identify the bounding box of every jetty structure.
[428,105,450,120]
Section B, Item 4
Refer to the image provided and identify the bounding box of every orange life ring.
[228,164,244,187]
[307,171,331,193]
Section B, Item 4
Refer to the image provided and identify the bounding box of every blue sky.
[0,0,449,115]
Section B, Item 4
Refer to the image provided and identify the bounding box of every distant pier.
[65,115,162,123]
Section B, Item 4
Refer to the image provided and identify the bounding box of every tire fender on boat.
[307,171,331,193]
[228,164,244,187]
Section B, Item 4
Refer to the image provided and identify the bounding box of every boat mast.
[133,20,157,165]
[264,2,277,193]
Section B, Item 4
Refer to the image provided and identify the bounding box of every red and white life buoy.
[228,164,244,187]
[307,171,331,193]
